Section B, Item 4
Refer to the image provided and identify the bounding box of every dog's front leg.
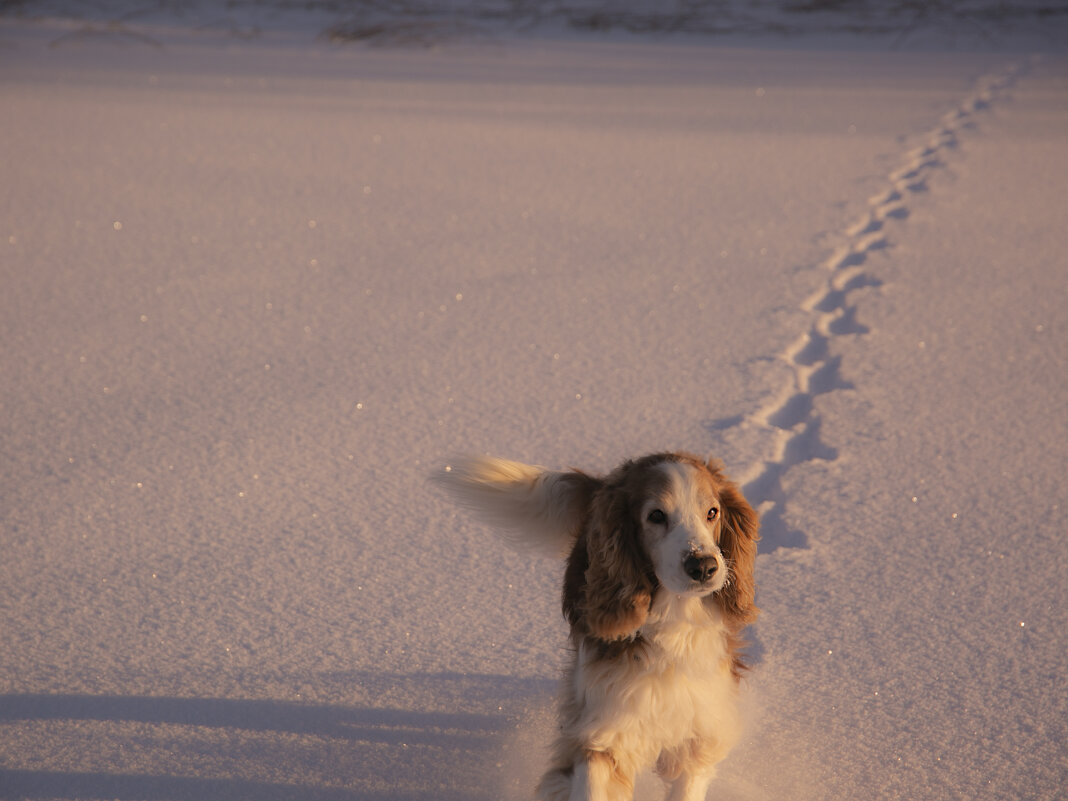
[661,732,733,801]
[569,751,632,801]
[664,769,715,801]
[568,758,598,801]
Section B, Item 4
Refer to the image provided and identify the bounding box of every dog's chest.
[638,612,734,700]
[576,602,738,755]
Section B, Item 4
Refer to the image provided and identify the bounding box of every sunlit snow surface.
[1,7,1066,801]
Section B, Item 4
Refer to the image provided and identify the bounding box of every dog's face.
[575,452,759,642]
[639,459,727,597]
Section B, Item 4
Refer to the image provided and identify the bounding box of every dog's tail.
[432,455,597,558]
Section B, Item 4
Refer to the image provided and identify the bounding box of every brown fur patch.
[564,455,675,641]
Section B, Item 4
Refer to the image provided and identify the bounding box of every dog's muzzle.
[683,552,722,584]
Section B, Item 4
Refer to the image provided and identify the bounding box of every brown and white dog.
[435,452,759,801]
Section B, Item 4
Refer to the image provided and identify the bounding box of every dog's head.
[566,452,759,641]
[433,450,758,643]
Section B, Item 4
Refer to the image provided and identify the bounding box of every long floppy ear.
[579,486,656,641]
[710,463,760,628]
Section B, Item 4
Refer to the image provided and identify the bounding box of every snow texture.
[1,4,1066,800]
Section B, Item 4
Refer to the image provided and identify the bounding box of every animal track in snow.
[724,60,1028,554]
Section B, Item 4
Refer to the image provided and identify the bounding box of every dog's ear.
[579,485,655,641]
[708,462,760,627]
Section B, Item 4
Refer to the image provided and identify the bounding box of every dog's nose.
[684,553,719,583]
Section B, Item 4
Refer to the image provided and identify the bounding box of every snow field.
[1,17,1066,801]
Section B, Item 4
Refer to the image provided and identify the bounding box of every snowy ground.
[1,4,1066,801]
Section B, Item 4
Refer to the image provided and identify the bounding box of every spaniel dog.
[436,451,759,801]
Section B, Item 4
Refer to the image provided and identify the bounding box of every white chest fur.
[573,594,741,771]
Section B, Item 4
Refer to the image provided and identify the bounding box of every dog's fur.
[435,452,759,801]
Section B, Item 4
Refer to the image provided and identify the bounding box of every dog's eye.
[707,507,719,522]
[647,509,667,525]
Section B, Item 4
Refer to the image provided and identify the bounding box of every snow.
[1,5,1066,800]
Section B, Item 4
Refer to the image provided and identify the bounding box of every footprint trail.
[725,60,1029,553]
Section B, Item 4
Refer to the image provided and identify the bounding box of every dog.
[435,451,759,801]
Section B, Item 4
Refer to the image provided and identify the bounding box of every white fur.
[643,462,727,597]
[564,595,739,801]
[579,599,738,754]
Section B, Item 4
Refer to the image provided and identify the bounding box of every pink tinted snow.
[1,17,1065,801]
